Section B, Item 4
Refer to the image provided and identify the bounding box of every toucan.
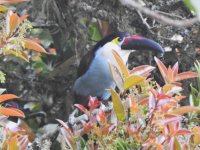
[73,33,164,105]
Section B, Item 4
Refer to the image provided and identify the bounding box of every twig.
[119,0,199,27]
[155,10,184,20]
[136,10,155,34]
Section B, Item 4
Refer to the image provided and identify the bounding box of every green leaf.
[4,49,29,62]
[89,23,102,41]
[184,0,200,21]
[194,61,200,90]
[124,75,145,90]
[0,5,8,12]
[183,0,196,12]
[8,136,19,150]
[110,88,125,121]
[0,71,6,83]
[190,84,199,106]
[116,140,126,150]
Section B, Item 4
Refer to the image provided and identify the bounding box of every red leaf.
[56,119,74,136]
[74,104,88,114]
[157,94,171,100]
[170,106,200,115]
[83,122,92,133]
[157,115,182,126]
[130,65,155,77]
[172,62,179,78]
[88,96,100,111]
[174,129,191,136]
[175,72,199,82]
[18,135,29,150]
[154,57,167,82]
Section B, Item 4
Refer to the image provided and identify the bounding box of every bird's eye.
[118,37,123,41]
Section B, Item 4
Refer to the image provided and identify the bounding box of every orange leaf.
[130,96,139,113]
[167,66,174,83]
[170,106,200,115]
[138,98,148,106]
[20,15,29,23]
[163,84,174,93]
[175,72,199,82]
[20,38,47,53]
[97,110,107,123]
[0,107,25,117]
[0,94,19,103]
[174,96,186,102]
[7,11,20,34]
[154,57,167,82]
[172,62,179,78]
[101,124,112,135]
[127,127,141,142]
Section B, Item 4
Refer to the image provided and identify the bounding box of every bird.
[73,33,164,105]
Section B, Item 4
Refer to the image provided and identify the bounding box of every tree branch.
[119,0,199,27]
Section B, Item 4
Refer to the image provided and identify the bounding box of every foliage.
[0,71,6,84]
[0,11,47,62]
[0,1,47,149]
[58,53,200,149]
[183,0,200,21]
[190,61,200,107]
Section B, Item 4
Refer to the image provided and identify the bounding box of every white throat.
[97,42,133,65]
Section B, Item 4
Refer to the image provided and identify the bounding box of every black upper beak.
[121,35,165,57]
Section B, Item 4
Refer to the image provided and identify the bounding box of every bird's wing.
[77,50,95,78]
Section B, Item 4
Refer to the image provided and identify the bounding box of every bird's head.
[110,33,165,58]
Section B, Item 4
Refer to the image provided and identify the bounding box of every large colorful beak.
[121,35,165,57]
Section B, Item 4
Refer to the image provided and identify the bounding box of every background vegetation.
[0,0,200,149]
